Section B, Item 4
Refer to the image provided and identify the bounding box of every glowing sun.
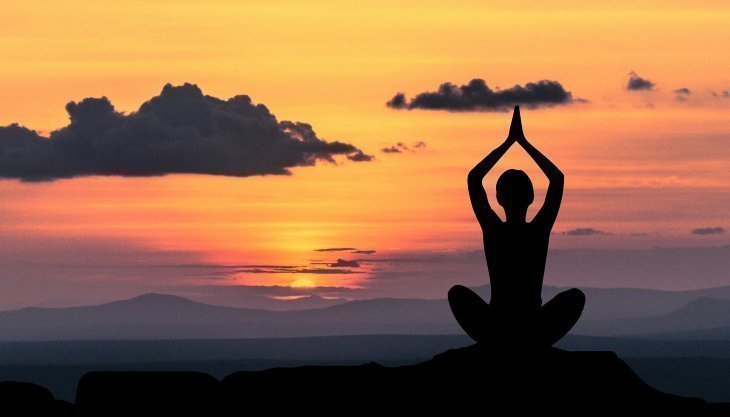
[290,278,316,288]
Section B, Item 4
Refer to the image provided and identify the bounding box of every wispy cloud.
[381,141,427,154]
[314,247,357,252]
[328,259,360,268]
[236,267,362,275]
[563,227,611,236]
[674,88,691,102]
[692,227,725,235]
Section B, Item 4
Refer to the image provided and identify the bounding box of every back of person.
[484,221,548,312]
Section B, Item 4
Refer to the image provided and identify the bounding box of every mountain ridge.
[3,287,730,341]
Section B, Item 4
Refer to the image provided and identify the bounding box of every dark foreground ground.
[2,334,730,402]
[2,344,729,417]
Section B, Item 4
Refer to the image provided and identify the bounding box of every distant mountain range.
[575,297,730,338]
[475,284,730,320]
[0,294,455,341]
[2,285,730,341]
[185,292,347,311]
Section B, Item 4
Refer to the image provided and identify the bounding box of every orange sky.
[0,1,729,305]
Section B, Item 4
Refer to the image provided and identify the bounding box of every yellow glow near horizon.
[291,278,317,289]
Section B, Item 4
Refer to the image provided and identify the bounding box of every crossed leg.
[448,285,493,344]
[537,288,585,346]
[448,285,585,347]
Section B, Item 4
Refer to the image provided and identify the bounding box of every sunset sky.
[0,1,729,308]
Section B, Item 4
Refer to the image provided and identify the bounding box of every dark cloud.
[314,247,357,252]
[236,267,360,275]
[329,259,360,268]
[563,227,611,236]
[352,250,377,255]
[674,88,691,102]
[164,261,364,276]
[386,93,407,109]
[155,262,364,276]
[198,284,360,297]
[381,146,402,153]
[692,227,725,235]
[382,142,408,153]
[347,150,374,162]
[626,71,655,91]
[387,78,577,112]
[711,91,730,98]
[0,83,372,181]
[381,141,427,154]
[152,263,299,270]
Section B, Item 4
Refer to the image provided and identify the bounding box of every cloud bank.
[0,83,372,181]
[387,78,577,112]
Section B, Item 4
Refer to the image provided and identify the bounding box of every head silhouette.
[496,169,534,217]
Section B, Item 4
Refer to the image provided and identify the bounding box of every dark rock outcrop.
[75,371,219,416]
[0,381,74,416]
[3,347,728,416]
[221,346,728,416]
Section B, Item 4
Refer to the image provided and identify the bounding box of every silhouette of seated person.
[449,106,585,348]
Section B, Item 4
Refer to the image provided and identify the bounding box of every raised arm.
[468,135,516,228]
[510,106,564,228]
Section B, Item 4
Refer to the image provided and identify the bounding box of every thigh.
[538,288,585,346]
[448,285,492,343]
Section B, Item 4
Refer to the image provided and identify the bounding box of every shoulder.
[524,219,549,232]
[480,217,505,233]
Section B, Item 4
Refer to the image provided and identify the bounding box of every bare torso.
[482,221,550,311]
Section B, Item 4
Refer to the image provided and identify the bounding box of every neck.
[505,208,527,224]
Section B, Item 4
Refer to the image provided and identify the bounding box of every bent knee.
[549,288,585,308]
[448,285,486,307]
[560,288,586,307]
[448,284,470,300]
[448,284,471,294]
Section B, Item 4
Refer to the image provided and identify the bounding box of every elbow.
[552,170,565,184]
[468,167,484,179]
[467,170,482,184]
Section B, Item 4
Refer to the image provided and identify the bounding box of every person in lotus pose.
[449,106,585,347]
